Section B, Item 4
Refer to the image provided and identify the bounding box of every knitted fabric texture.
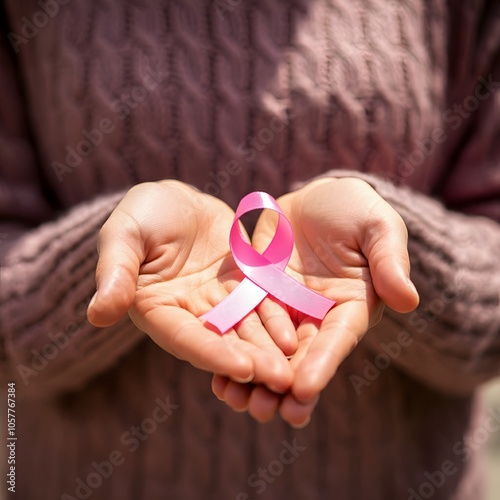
[0,0,499,499]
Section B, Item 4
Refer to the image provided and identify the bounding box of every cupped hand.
[212,177,419,426]
[87,180,295,391]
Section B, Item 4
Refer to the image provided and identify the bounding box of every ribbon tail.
[241,264,336,320]
[200,278,268,334]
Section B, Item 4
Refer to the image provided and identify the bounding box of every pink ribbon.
[201,191,335,334]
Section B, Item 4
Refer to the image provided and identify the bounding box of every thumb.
[87,208,144,327]
[363,204,419,313]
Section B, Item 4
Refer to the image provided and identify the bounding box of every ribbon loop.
[201,192,335,333]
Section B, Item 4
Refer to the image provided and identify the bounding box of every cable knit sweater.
[1,1,500,499]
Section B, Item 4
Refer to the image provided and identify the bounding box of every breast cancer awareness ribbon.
[201,191,335,334]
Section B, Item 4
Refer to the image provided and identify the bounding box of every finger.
[256,297,298,356]
[287,319,319,371]
[211,374,230,400]
[247,385,281,423]
[362,203,419,313]
[129,305,255,381]
[279,393,319,428]
[291,300,372,402]
[88,207,144,327]
[220,379,253,413]
[234,311,294,393]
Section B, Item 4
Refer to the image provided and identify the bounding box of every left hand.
[212,177,420,427]
[88,180,295,392]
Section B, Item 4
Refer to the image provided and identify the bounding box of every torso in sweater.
[2,0,499,499]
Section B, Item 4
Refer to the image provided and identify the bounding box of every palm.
[91,178,417,426]
[132,188,240,320]
[211,179,418,426]
[113,182,294,389]
[252,186,384,388]
[253,190,381,326]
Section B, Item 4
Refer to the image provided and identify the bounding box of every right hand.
[212,177,419,426]
[87,180,296,391]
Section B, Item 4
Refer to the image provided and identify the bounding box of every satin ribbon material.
[201,192,336,334]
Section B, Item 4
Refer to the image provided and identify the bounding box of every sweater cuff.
[297,170,500,395]
[0,191,146,399]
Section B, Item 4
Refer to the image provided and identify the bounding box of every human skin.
[88,180,296,391]
[212,177,419,426]
[88,177,419,426]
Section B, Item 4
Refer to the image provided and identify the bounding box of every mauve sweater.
[1,0,500,499]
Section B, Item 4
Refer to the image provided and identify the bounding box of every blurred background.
[1,377,499,500]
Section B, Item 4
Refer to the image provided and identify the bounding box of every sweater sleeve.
[317,93,500,395]
[330,169,500,396]
[309,2,500,396]
[0,32,144,400]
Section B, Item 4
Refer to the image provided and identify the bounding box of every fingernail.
[269,385,286,394]
[407,278,418,296]
[233,406,249,413]
[233,374,253,384]
[291,416,311,429]
[88,291,98,311]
